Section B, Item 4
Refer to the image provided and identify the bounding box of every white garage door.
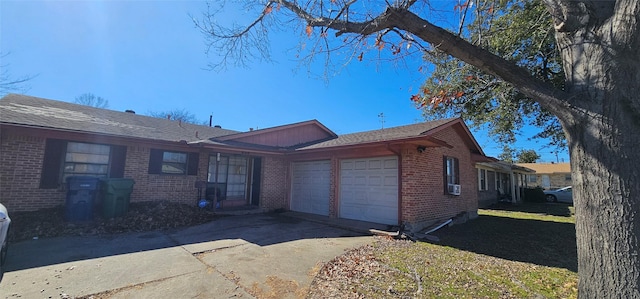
[290,160,331,216]
[340,156,398,225]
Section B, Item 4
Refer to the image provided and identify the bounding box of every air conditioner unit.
[448,184,461,196]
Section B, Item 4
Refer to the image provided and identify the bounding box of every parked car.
[544,186,573,203]
[0,203,10,269]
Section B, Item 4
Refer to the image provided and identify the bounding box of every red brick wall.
[400,126,478,231]
[260,156,289,211]
[0,127,207,212]
[122,146,204,206]
[0,132,63,211]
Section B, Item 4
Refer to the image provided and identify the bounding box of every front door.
[208,155,250,207]
[542,175,551,189]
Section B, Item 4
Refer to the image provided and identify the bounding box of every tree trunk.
[555,2,640,295]
[567,115,640,297]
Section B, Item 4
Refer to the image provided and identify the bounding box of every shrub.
[523,187,546,203]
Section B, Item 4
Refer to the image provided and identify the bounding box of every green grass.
[309,202,578,298]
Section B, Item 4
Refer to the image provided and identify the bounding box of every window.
[148,149,198,175]
[528,174,538,183]
[63,142,111,182]
[162,151,187,174]
[478,169,487,191]
[565,174,572,181]
[443,156,459,194]
[40,139,127,189]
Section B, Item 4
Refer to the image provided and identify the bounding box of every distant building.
[516,163,572,190]
[475,159,534,207]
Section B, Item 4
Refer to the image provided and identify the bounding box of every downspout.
[386,144,403,226]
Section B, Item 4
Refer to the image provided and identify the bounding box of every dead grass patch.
[308,203,578,298]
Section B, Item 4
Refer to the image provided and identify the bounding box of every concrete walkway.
[0,213,376,299]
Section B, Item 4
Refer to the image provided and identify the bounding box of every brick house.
[1,94,486,231]
[475,159,535,207]
[516,163,572,190]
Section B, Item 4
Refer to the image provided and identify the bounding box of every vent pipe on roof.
[209,114,213,127]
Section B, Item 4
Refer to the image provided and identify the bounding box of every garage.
[290,160,331,216]
[339,156,398,225]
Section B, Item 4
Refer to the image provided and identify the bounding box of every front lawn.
[308,203,578,298]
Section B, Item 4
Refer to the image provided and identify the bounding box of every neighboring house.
[1,94,487,231]
[516,163,572,190]
[475,159,535,207]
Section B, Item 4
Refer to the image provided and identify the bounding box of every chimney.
[125,109,135,114]
[249,128,254,131]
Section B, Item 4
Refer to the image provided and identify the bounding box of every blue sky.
[1,0,568,163]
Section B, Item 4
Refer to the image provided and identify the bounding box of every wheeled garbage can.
[100,178,135,218]
[65,176,100,222]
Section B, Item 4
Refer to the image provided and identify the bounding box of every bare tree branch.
[1,53,36,96]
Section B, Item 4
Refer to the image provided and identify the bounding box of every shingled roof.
[298,118,461,150]
[0,94,238,143]
[1,94,486,155]
[516,163,571,174]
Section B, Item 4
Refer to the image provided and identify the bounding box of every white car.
[544,186,573,203]
[0,203,10,270]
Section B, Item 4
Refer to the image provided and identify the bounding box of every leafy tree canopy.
[417,0,565,149]
[516,149,541,163]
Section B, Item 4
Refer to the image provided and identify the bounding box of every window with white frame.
[478,169,488,191]
[444,156,460,194]
[528,174,537,183]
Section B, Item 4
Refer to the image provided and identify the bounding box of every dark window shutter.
[187,152,199,176]
[148,149,163,174]
[443,155,448,195]
[40,139,66,189]
[454,157,460,184]
[109,145,127,178]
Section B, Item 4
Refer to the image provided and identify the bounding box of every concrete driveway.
[0,213,375,298]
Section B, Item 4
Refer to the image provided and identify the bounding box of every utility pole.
[378,113,385,129]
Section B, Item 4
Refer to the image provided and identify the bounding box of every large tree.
[195,0,640,296]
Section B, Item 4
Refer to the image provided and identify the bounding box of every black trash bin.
[65,176,100,222]
[100,178,135,219]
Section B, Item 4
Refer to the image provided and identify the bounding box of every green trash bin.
[100,178,135,218]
